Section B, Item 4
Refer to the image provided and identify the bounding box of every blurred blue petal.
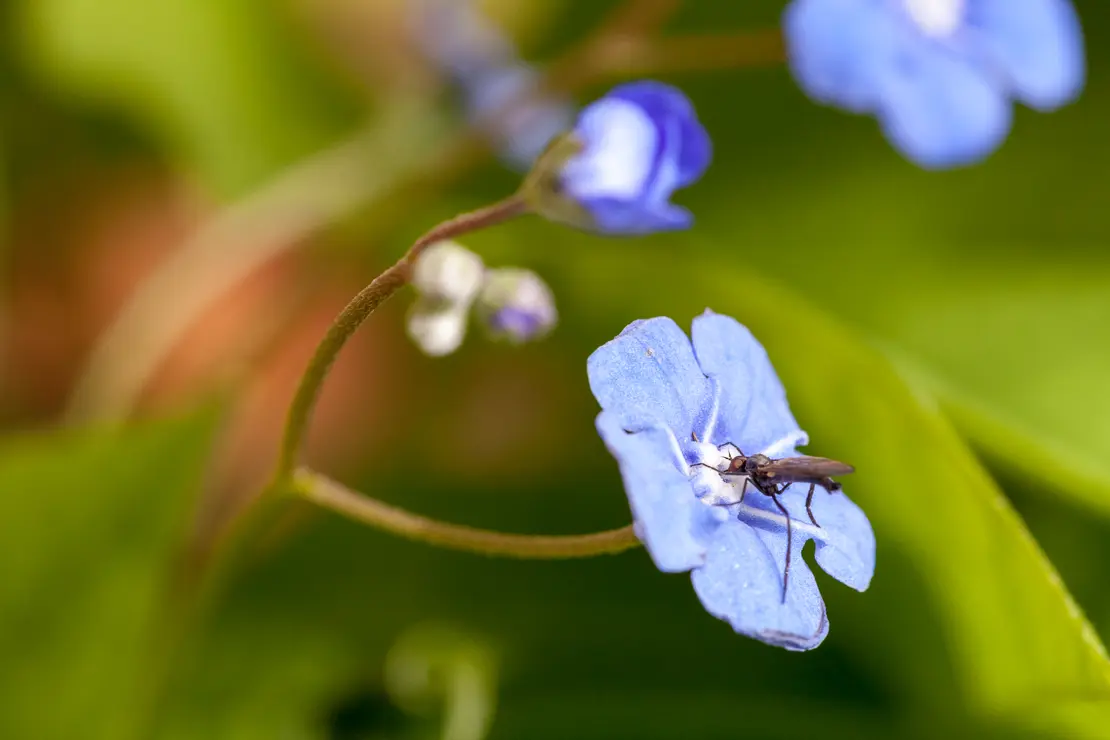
[784,0,901,112]
[783,0,1085,168]
[562,98,658,201]
[581,199,694,235]
[968,0,1086,110]
[878,45,1012,168]
[609,81,712,189]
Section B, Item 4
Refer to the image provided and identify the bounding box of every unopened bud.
[407,302,470,357]
[476,268,557,343]
[411,241,485,307]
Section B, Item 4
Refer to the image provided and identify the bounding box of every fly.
[694,444,854,603]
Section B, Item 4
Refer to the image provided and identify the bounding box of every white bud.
[410,241,486,307]
[407,302,470,357]
[476,268,557,343]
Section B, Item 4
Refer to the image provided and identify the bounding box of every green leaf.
[0,411,218,740]
[1002,700,1110,740]
[15,0,356,195]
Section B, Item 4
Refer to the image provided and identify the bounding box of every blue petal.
[691,522,828,651]
[675,114,712,189]
[968,0,1085,110]
[876,43,1012,168]
[582,198,693,235]
[587,317,714,436]
[800,483,876,592]
[784,0,902,113]
[738,474,875,593]
[609,80,711,189]
[596,412,714,572]
[690,310,806,456]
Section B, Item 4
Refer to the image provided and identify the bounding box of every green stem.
[292,468,642,559]
[274,195,529,479]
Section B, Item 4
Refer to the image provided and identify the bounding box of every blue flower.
[587,311,875,650]
[526,81,711,235]
[784,0,1085,168]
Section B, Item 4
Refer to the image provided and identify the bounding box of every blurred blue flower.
[587,311,874,650]
[549,81,712,235]
[784,0,1085,168]
[411,0,573,169]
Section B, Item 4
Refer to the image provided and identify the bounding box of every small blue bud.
[524,81,711,235]
[477,268,557,343]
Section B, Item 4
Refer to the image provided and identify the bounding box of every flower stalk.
[274,194,529,480]
[292,468,641,559]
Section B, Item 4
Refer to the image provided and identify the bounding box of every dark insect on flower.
[590,312,874,650]
[696,445,854,603]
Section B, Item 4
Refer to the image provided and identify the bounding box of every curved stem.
[275,195,529,479]
[594,28,785,79]
[292,468,642,559]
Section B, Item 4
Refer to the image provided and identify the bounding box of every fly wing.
[763,456,855,479]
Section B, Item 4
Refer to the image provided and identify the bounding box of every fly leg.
[710,478,749,510]
[770,491,792,604]
[805,482,820,528]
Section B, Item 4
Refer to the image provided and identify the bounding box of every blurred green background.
[3,0,1110,738]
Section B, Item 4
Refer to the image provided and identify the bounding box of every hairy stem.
[292,468,641,559]
[274,195,529,479]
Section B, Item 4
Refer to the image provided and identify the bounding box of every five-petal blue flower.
[587,311,875,650]
[784,0,1085,168]
[553,81,711,235]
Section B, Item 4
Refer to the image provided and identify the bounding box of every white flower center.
[902,0,965,37]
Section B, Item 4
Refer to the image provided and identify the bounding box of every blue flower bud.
[523,81,711,235]
[477,268,557,343]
